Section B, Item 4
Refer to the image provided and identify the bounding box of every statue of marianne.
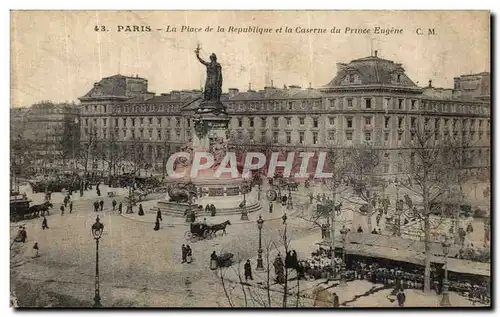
[195,47,223,103]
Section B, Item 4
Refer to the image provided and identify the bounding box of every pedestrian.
[371,228,378,234]
[292,250,298,268]
[93,201,98,212]
[99,200,104,211]
[32,242,39,258]
[157,208,162,221]
[154,218,160,231]
[60,204,65,216]
[210,251,218,270]
[269,202,273,214]
[69,201,73,213]
[357,225,363,233]
[63,196,68,207]
[186,245,192,263]
[42,216,49,230]
[332,292,340,307]
[181,244,187,263]
[309,192,314,204]
[205,204,210,213]
[396,289,406,307]
[80,187,84,197]
[112,199,117,211]
[244,259,253,281]
[118,202,123,214]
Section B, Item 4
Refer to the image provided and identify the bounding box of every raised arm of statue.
[196,51,209,66]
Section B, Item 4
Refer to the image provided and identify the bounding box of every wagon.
[184,222,211,242]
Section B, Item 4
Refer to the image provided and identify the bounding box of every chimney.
[248,82,252,92]
[374,50,378,57]
[428,79,433,88]
[228,88,239,97]
[271,80,274,88]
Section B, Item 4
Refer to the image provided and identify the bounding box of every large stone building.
[78,53,491,175]
[11,102,80,165]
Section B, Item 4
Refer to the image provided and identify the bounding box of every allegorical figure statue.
[195,47,223,103]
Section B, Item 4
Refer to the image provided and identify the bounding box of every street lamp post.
[256,215,264,271]
[440,236,452,307]
[91,216,104,308]
[339,226,349,286]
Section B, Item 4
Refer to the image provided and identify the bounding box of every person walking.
[118,202,123,214]
[186,245,193,264]
[269,202,273,214]
[396,289,406,307]
[42,216,49,230]
[244,259,253,281]
[332,292,340,307]
[154,218,160,231]
[69,201,73,213]
[99,200,104,211]
[156,208,162,221]
[181,244,187,263]
[138,204,145,216]
[32,242,39,258]
[60,204,65,216]
[112,199,117,211]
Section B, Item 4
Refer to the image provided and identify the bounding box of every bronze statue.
[195,46,223,104]
[168,182,198,203]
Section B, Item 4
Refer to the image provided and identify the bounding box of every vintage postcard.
[10,10,491,308]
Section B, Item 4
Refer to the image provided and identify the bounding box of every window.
[365,98,372,109]
[147,117,151,124]
[103,130,107,139]
[328,131,335,141]
[286,132,291,144]
[103,118,107,126]
[140,129,144,138]
[398,99,404,110]
[149,130,153,138]
[238,118,243,127]
[131,118,135,127]
[435,131,440,140]
[347,98,353,108]
[158,131,162,140]
[114,118,118,127]
[411,100,416,110]
[140,118,144,125]
[93,118,97,125]
[384,116,390,129]
[410,117,416,129]
[103,105,107,113]
[346,132,353,141]
[479,131,483,140]
[299,132,305,144]
[384,132,389,142]
[398,131,403,141]
[261,131,266,142]
[85,118,89,126]
[411,131,415,141]
[286,117,291,126]
[273,132,278,143]
[273,117,279,128]
[176,130,181,139]
[313,132,318,144]
[397,74,401,83]
[470,131,475,140]
[435,119,440,130]
[249,117,254,127]
[349,74,355,83]
[261,117,267,126]
[383,153,390,173]
[132,130,135,138]
[288,102,293,110]
[364,132,371,141]
[313,118,318,128]
[365,116,372,127]
[384,98,391,109]
[346,117,353,128]
[299,117,305,125]
[329,98,336,109]
[176,118,180,127]
[398,117,404,129]
[329,116,335,126]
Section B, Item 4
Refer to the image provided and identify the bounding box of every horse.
[210,220,231,237]
[29,202,53,217]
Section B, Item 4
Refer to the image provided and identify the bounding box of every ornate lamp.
[256,215,264,270]
[91,216,104,240]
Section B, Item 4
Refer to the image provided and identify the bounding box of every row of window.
[232,115,490,131]
[83,117,189,128]
[83,103,181,114]
[83,128,191,141]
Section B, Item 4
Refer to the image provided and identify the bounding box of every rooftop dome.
[323,54,418,88]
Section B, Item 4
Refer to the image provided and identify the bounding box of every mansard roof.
[323,55,418,88]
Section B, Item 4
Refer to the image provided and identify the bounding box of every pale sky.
[11,10,490,107]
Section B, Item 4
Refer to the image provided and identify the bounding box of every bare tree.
[76,126,98,176]
[94,130,126,182]
[397,122,457,293]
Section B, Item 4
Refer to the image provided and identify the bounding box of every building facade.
[78,54,491,175]
[11,102,80,166]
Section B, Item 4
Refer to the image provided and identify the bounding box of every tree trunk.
[454,205,461,244]
[367,207,373,233]
[423,214,431,293]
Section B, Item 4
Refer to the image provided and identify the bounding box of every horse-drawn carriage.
[184,220,232,242]
[10,194,53,222]
[185,222,211,242]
